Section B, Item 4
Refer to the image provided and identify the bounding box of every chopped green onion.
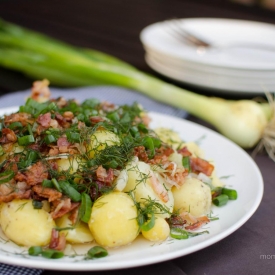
[87,246,108,259]
[182,156,190,171]
[59,180,81,202]
[8,121,23,130]
[32,200,43,209]
[44,134,56,144]
[170,227,189,240]
[18,135,35,146]
[0,170,14,184]
[51,178,62,193]
[66,131,80,143]
[107,112,120,122]
[42,179,54,188]
[222,188,238,200]
[141,213,155,231]
[213,194,229,206]
[143,137,155,158]
[106,159,118,169]
[28,246,43,256]
[41,249,64,259]
[79,193,92,223]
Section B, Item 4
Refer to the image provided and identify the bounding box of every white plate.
[146,54,275,93]
[0,108,263,271]
[140,18,275,70]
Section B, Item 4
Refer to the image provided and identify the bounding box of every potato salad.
[0,80,237,259]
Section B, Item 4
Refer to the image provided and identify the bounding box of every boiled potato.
[123,160,174,219]
[0,199,55,247]
[172,177,211,217]
[88,192,139,248]
[141,217,170,242]
[56,213,94,244]
[88,129,120,157]
[154,127,182,149]
[56,155,84,174]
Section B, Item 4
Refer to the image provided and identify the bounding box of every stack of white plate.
[140,18,275,95]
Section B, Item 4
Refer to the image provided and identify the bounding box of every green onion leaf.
[41,249,64,259]
[170,227,189,240]
[141,213,155,231]
[51,178,62,193]
[59,180,81,202]
[32,200,43,209]
[182,156,190,171]
[87,246,108,259]
[18,135,35,146]
[79,193,92,223]
[0,170,14,184]
[42,179,54,188]
[221,188,238,200]
[213,194,229,206]
[28,246,43,256]
[44,134,56,144]
[8,121,23,130]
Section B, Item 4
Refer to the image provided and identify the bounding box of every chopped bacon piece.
[32,185,62,202]
[63,111,74,121]
[0,190,31,203]
[4,113,31,126]
[96,165,114,185]
[134,146,149,162]
[55,113,70,128]
[51,198,80,219]
[185,216,210,230]
[57,137,71,153]
[190,157,214,176]
[69,207,79,225]
[178,146,192,157]
[37,112,51,128]
[49,229,66,251]
[30,79,51,102]
[90,116,104,125]
[24,161,49,186]
[0,128,17,144]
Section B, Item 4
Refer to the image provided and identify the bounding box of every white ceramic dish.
[146,54,275,93]
[140,18,275,70]
[0,108,263,271]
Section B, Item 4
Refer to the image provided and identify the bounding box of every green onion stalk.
[0,18,274,152]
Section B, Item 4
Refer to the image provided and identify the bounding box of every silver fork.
[164,19,275,54]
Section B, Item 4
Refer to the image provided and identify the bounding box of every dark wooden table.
[0,1,275,274]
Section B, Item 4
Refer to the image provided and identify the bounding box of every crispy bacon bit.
[0,128,17,144]
[0,190,31,203]
[24,161,49,186]
[90,116,104,125]
[178,146,192,157]
[51,198,80,219]
[57,137,71,153]
[100,101,116,112]
[185,216,210,230]
[4,113,31,126]
[31,79,51,102]
[134,146,149,162]
[63,111,74,121]
[55,113,70,128]
[69,207,79,225]
[49,229,66,251]
[190,157,214,176]
[96,165,114,185]
[37,112,51,128]
[32,185,62,202]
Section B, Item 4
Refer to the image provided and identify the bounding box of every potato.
[56,213,94,244]
[172,178,211,217]
[88,192,139,248]
[88,129,120,157]
[0,199,55,247]
[56,155,84,174]
[141,217,170,242]
[123,160,174,219]
[154,127,182,149]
